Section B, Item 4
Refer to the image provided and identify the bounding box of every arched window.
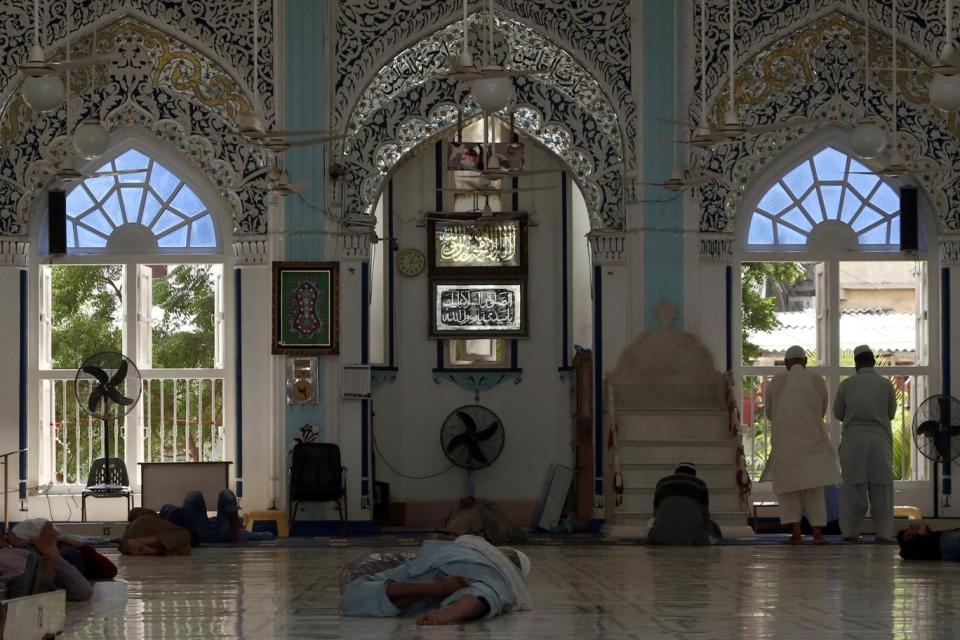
[65,148,218,251]
[747,147,901,249]
[736,144,936,487]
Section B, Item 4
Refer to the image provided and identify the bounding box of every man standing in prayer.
[765,345,842,544]
[833,345,897,542]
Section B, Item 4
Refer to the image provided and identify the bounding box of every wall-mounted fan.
[441,405,505,472]
[74,352,142,489]
[913,394,960,465]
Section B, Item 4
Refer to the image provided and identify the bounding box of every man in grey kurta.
[833,345,897,542]
[646,463,722,545]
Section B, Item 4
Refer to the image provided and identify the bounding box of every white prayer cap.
[500,547,531,579]
[854,345,873,357]
[785,345,806,360]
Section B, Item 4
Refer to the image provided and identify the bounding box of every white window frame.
[27,137,235,495]
[734,136,938,489]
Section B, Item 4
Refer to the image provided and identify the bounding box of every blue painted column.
[592,264,603,510]
[234,268,244,497]
[941,266,952,513]
[641,0,684,329]
[18,268,27,501]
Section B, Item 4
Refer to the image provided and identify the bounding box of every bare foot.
[430,575,470,597]
[788,536,803,545]
[417,595,489,625]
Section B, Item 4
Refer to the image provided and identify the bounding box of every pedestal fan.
[74,352,141,490]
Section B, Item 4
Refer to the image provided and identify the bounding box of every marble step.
[621,462,739,487]
[617,487,745,513]
[619,440,737,465]
[614,409,732,441]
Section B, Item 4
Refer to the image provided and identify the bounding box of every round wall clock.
[288,378,316,404]
[397,248,426,277]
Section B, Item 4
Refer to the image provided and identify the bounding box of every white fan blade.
[742,117,820,135]
[259,128,340,138]
[276,135,347,148]
[288,181,309,194]
[50,54,121,72]
[87,169,145,178]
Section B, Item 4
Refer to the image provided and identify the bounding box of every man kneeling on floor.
[897,523,960,560]
[341,534,532,625]
[646,462,722,545]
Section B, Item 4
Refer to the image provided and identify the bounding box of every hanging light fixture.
[850,0,886,158]
[467,0,514,113]
[21,0,65,113]
[929,0,960,110]
[73,119,109,159]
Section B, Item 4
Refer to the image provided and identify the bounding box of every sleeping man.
[340,534,532,625]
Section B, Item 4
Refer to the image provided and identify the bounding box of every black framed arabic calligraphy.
[427,215,527,276]
[429,280,527,337]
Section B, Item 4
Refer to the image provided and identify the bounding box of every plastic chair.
[81,458,133,522]
[289,443,348,535]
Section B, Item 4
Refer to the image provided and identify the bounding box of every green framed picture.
[272,261,339,355]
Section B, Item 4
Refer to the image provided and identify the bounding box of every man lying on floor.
[340,534,532,625]
[10,518,117,580]
[897,523,960,560]
[0,521,93,601]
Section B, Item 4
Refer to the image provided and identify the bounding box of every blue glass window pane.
[66,187,95,215]
[114,149,150,171]
[840,189,863,222]
[781,161,814,198]
[812,147,848,181]
[151,210,184,235]
[858,223,889,244]
[169,186,206,216]
[141,192,164,227]
[851,206,883,231]
[117,172,148,184]
[757,183,793,214]
[101,192,124,227]
[190,215,216,247]
[780,207,813,231]
[76,226,108,247]
[846,164,879,198]
[120,187,144,224]
[78,209,114,234]
[67,222,76,248]
[157,225,189,247]
[777,224,807,244]
[84,175,114,202]
[801,191,825,221]
[94,160,112,174]
[748,213,775,244]
[820,185,843,219]
[871,183,900,214]
[150,163,181,201]
[890,215,901,246]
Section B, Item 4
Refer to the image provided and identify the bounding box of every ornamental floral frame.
[272,261,341,356]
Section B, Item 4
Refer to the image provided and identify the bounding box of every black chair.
[289,443,348,535]
[82,457,133,522]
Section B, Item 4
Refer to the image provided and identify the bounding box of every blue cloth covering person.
[341,535,532,625]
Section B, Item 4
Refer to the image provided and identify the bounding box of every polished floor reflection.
[62,543,959,639]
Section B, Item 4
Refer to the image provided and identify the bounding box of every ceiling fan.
[629,167,726,193]
[19,0,117,113]
[887,0,960,111]
[234,0,341,144]
[661,0,816,148]
[851,0,935,177]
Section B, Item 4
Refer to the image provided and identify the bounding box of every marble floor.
[61,543,959,639]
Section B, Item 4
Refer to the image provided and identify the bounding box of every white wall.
[370,141,584,520]
[0,267,22,522]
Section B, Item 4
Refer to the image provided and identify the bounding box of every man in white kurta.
[833,345,897,542]
[765,345,842,544]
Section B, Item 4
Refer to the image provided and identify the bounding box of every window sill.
[431,368,523,401]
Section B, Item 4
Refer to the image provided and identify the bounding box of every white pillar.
[698,233,736,372]
[587,230,628,521]
[0,239,28,523]
[339,230,375,523]
[232,236,274,510]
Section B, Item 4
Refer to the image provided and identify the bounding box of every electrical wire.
[371,407,454,480]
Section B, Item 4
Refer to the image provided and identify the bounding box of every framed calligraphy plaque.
[428,215,527,276]
[429,280,527,337]
[272,262,340,354]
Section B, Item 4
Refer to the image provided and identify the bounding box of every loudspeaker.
[899,186,918,252]
[48,190,67,255]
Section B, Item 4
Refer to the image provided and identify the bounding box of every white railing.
[41,371,225,486]
[740,373,928,482]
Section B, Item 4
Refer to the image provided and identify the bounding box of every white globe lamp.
[22,74,65,113]
[929,73,960,112]
[850,120,887,159]
[73,119,110,159]
[469,76,514,113]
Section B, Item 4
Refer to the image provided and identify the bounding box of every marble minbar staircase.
[603,304,752,538]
